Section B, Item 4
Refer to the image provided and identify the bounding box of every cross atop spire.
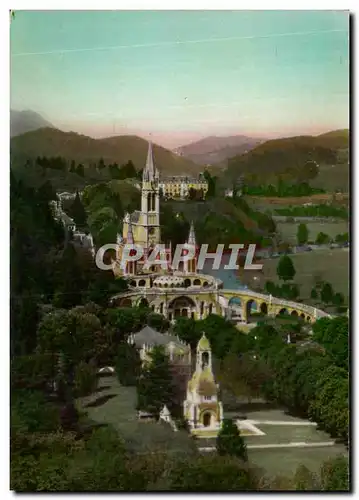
[143,141,156,182]
[187,220,196,246]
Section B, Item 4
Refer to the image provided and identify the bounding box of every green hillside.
[315,129,349,150]
[225,129,349,187]
[10,128,203,177]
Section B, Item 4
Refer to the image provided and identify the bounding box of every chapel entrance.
[202,412,211,427]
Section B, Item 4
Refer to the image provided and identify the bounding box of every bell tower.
[185,220,198,274]
[183,333,223,436]
[141,141,161,248]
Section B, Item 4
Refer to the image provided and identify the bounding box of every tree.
[172,317,201,349]
[168,454,255,491]
[11,390,60,434]
[248,323,283,355]
[37,307,101,400]
[119,160,137,179]
[136,346,175,415]
[311,288,318,300]
[68,191,87,229]
[11,353,55,393]
[76,164,85,177]
[320,455,349,491]
[188,187,198,200]
[320,282,334,305]
[73,361,98,397]
[147,312,170,332]
[203,170,217,198]
[288,284,300,300]
[333,292,345,311]
[300,160,319,181]
[276,255,296,282]
[297,223,309,245]
[265,280,276,295]
[312,316,348,370]
[315,232,330,245]
[52,243,87,309]
[97,158,106,170]
[115,343,141,386]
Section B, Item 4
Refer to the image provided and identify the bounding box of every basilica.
[114,141,199,279]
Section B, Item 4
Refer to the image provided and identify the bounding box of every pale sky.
[10,10,349,148]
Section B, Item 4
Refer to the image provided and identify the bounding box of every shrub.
[73,361,98,397]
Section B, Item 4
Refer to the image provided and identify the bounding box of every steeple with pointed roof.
[187,220,196,246]
[184,220,197,274]
[126,219,134,245]
[142,141,156,182]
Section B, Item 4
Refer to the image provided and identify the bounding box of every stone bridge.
[110,286,330,324]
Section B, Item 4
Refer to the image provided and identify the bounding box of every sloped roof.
[188,366,217,396]
[132,326,187,350]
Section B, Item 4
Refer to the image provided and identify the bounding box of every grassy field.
[310,163,350,193]
[239,248,349,305]
[245,193,349,213]
[276,221,349,245]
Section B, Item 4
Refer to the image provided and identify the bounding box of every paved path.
[199,441,335,452]
[247,420,317,426]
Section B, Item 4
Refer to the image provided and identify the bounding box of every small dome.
[197,333,211,351]
[188,366,217,396]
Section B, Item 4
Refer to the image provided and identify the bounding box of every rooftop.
[131,325,189,351]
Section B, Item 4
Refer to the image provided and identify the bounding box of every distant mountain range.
[10,109,54,138]
[225,129,349,183]
[10,127,203,177]
[175,135,265,166]
[10,109,349,188]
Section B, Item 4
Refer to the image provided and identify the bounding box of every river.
[202,252,247,290]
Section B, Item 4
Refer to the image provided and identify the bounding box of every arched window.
[202,351,209,368]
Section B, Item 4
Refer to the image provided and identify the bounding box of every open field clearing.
[239,248,349,304]
[245,192,349,213]
[276,221,349,244]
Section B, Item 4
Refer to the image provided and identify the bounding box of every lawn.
[238,248,349,305]
[76,375,197,455]
[77,377,348,478]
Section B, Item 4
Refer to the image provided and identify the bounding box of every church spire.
[127,219,134,244]
[187,220,196,246]
[143,141,156,182]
